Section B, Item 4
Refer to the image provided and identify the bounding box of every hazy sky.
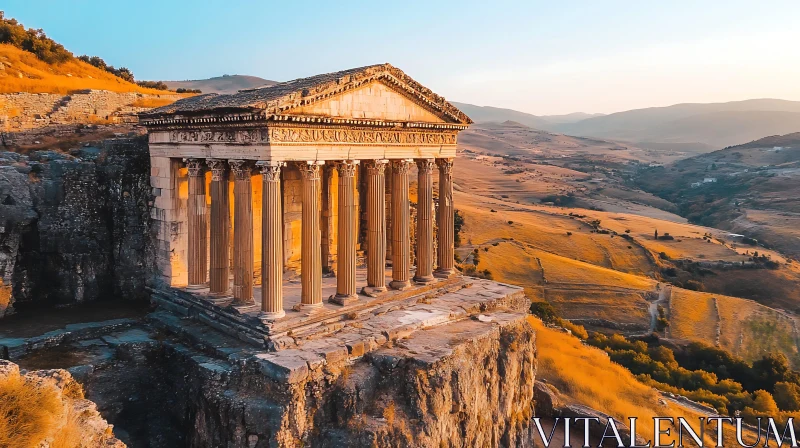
[5,1,800,115]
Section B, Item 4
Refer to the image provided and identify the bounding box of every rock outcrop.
[0,360,125,447]
[0,137,151,317]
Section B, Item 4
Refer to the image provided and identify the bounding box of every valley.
[450,122,800,367]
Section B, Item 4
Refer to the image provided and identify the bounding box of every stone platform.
[150,270,528,353]
[146,274,536,446]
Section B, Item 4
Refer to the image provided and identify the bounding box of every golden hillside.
[454,163,800,365]
[531,317,757,445]
[0,44,169,95]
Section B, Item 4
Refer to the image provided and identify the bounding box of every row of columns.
[183,157,456,320]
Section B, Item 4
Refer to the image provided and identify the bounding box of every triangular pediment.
[286,80,447,123]
[141,64,472,125]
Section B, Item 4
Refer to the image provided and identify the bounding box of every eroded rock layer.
[0,137,151,317]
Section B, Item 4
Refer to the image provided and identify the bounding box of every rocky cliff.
[0,137,151,317]
[9,310,536,447]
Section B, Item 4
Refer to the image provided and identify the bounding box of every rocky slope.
[0,359,125,447]
[0,137,151,317]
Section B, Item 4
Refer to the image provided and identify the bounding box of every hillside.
[555,98,800,150]
[634,132,800,258]
[453,123,800,367]
[163,74,276,94]
[0,44,169,95]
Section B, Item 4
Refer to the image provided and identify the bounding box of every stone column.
[230,160,254,306]
[436,158,456,278]
[298,161,324,310]
[415,159,436,283]
[331,160,359,305]
[390,159,413,290]
[207,159,230,294]
[363,160,388,295]
[258,161,285,320]
[185,159,207,287]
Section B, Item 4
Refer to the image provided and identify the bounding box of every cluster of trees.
[0,11,72,63]
[540,193,576,206]
[529,301,800,426]
[134,80,168,90]
[77,55,135,83]
[176,88,202,94]
[589,333,800,425]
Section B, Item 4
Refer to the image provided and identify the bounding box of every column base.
[296,302,325,315]
[361,286,387,298]
[414,275,436,284]
[434,269,458,279]
[229,301,259,314]
[390,280,412,290]
[186,283,207,291]
[259,309,286,322]
[205,293,233,306]
[328,293,359,306]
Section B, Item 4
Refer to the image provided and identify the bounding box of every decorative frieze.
[166,126,457,146]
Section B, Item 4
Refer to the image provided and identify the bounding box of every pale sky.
[4,0,800,115]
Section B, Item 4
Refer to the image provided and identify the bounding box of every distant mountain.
[555,99,800,150]
[163,75,276,94]
[537,111,606,124]
[450,102,602,130]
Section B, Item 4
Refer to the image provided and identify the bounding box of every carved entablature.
[268,126,457,146]
[169,129,269,144]
[164,125,457,146]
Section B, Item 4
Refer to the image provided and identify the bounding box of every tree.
[655,229,658,240]
[750,390,779,414]
[453,209,465,247]
[529,301,558,324]
[774,382,800,411]
[752,353,799,390]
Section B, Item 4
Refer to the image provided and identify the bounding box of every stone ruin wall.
[0,90,181,133]
[0,137,152,318]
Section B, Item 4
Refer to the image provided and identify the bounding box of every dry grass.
[130,97,176,108]
[0,44,171,95]
[531,316,759,445]
[668,289,719,342]
[0,370,63,448]
[456,197,654,275]
[669,288,800,366]
[531,316,696,443]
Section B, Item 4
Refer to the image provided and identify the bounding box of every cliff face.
[0,137,151,317]
[68,313,537,448]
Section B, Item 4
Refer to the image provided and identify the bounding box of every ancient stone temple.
[129,64,536,446]
[140,64,471,329]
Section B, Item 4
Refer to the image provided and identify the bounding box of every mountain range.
[455,99,800,152]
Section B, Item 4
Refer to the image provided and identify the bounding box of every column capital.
[391,158,414,174]
[296,161,324,180]
[206,159,228,181]
[416,158,436,174]
[334,160,360,178]
[184,158,204,177]
[229,159,252,180]
[436,158,454,174]
[364,159,389,175]
[256,161,285,181]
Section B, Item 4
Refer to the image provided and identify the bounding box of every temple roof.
[143,63,472,125]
